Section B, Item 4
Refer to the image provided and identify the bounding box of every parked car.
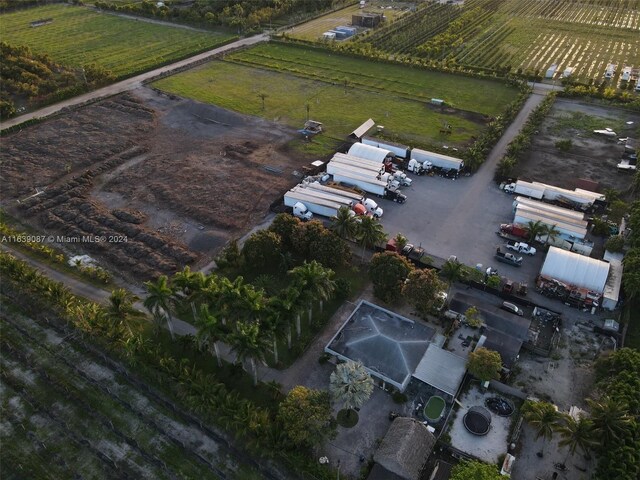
[501,301,523,316]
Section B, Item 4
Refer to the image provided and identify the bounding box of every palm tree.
[329,361,374,424]
[264,302,288,365]
[106,288,140,335]
[172,266,208,305]
[228,321,270,386]
[556,414,598,464]
[194,304,227,367]
[330,206,358,239]
[143,275,175,339]
[270,287,299,347]
[440,258,466,297]
[526,220,546,243]
[356,216,387,260]
[541,224,561,246]
[288,261,336,323]
[522,401,561,456]
[587,396,633,445]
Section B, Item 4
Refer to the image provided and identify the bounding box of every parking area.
[379,173,545,284]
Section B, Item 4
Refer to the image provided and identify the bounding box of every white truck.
[284,186,383,220]
[361,137,410,159]
[409,148,464,173]
[505,240,536,256]
[503,180,545,199]
[328,165,407,203]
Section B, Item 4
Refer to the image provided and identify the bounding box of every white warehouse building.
[540,247,610,293]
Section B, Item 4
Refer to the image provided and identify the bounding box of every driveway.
[381,93,549,285]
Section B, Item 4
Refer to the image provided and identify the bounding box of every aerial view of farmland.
[1,1,640,480]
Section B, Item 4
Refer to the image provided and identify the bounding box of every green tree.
[269,286,300,346]
[393,232,408,251]
[402,268,446,317]
[106,288,140,336]
[264,297,290,365]
[541,224,561,246]
[450,460,502,480]
[242,230,282,271]
[556,415,597,464]
[587,396,634,445]
[277,386,335,449]
[369,252,414,303]
[143,275,175,339]
[604,235,625,253]
[526,220,546,243]
[330,206,358,239]
[269,213,301,250]
[329,361,374,424]
[466,347,502,381]
[608,200,628,224]
[356,216,387,259]
[622,250,640,301]
[289,260,336,323]
[522,400,562,456]
[228,321,270,386]
[440,258,466,297]
[194,304,227,367]
[464,306,482,327]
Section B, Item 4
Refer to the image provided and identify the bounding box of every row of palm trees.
[525,220,561,245]
[522,397,634,464]
[141,262,337,385]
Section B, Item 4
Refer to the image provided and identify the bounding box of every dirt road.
[0,34,268,130]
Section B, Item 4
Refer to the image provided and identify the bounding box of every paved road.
[381,92,549,285]
[0,33,268,130]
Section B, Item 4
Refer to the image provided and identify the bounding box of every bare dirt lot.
[1,88,310,281]
[514,99,640,195]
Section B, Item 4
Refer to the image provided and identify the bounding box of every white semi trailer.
[361,137,410,159]
[409,148,464,172]
[328,165,407,203]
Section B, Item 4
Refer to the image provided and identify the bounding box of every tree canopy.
[369,252,414,303]
[450,460,502,480]
[277,386,335,449]
[466,347,502,381]
[402,268,446,317]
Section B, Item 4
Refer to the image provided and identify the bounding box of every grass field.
[287,1,407,41]
[153,43,518,152]
[0,4,235,77]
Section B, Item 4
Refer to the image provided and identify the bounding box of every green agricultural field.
[353,0,640,85]
[0,4,235,77]
[154,43,519,153]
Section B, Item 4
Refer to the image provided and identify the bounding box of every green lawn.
[1,4,235,77]
[154,44,518,151]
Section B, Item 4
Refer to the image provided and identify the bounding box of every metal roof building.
[602,250,623,311]
[541,247,610,293]
[412,344,467,396]
[325,301,435,391]
[349,118,376,139]
[348,142,394,162]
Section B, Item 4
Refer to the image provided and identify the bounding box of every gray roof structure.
[479,328,522,369]
[371,417,436,480]
[325,301,435,391]
[448,292,531,341]
[412,344,467,396]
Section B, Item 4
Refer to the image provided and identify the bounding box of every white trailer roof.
[411,148,463,166]
[515,205,587,228]
[303,182,363,202]
[514,211,587,238]
[330,156,385,174]
[330,167,388,187]
[515,180,546,192]
[290,186,356,206]
[541,247,610,292]
[334,152,383,165]
[514,197,585,220]
[285,190,346,210]
[348,142,393,162]
[328,162,387,181]
[532,182,603,202]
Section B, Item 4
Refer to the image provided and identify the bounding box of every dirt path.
[0,34,268,131]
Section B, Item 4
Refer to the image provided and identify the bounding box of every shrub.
[605,235,625,253]
[554,138,573,152]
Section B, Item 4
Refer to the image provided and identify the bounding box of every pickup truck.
[401,244,430,268]
[505,240,536,256]
[495,249,523,267]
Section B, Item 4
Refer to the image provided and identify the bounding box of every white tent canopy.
[541,247,610,292]
[348,142,393,162]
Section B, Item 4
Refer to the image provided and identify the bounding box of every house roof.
[372,417,436,480]
[325,301,435,390]
[479,328,522,369]
[412,344,467,395]
[350,118,375,139]
[541,247,610,292]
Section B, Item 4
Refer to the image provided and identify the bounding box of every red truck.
[499,223,529,240]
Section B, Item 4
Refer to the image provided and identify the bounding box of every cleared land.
[0,4,234,77]
[513,99,640,192]
[0,302,264,479]
[153,43,519,152]
[287,1,408,41]
[0,90,310,281]
[353,0,640,84]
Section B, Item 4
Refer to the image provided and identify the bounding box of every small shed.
[562,67,574,78]
[322,31,336,40]
[369,417,436,480]
[545,64,557,79]
[352,12,384,28]
[349,118,376,139]
[621,66,633,81]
